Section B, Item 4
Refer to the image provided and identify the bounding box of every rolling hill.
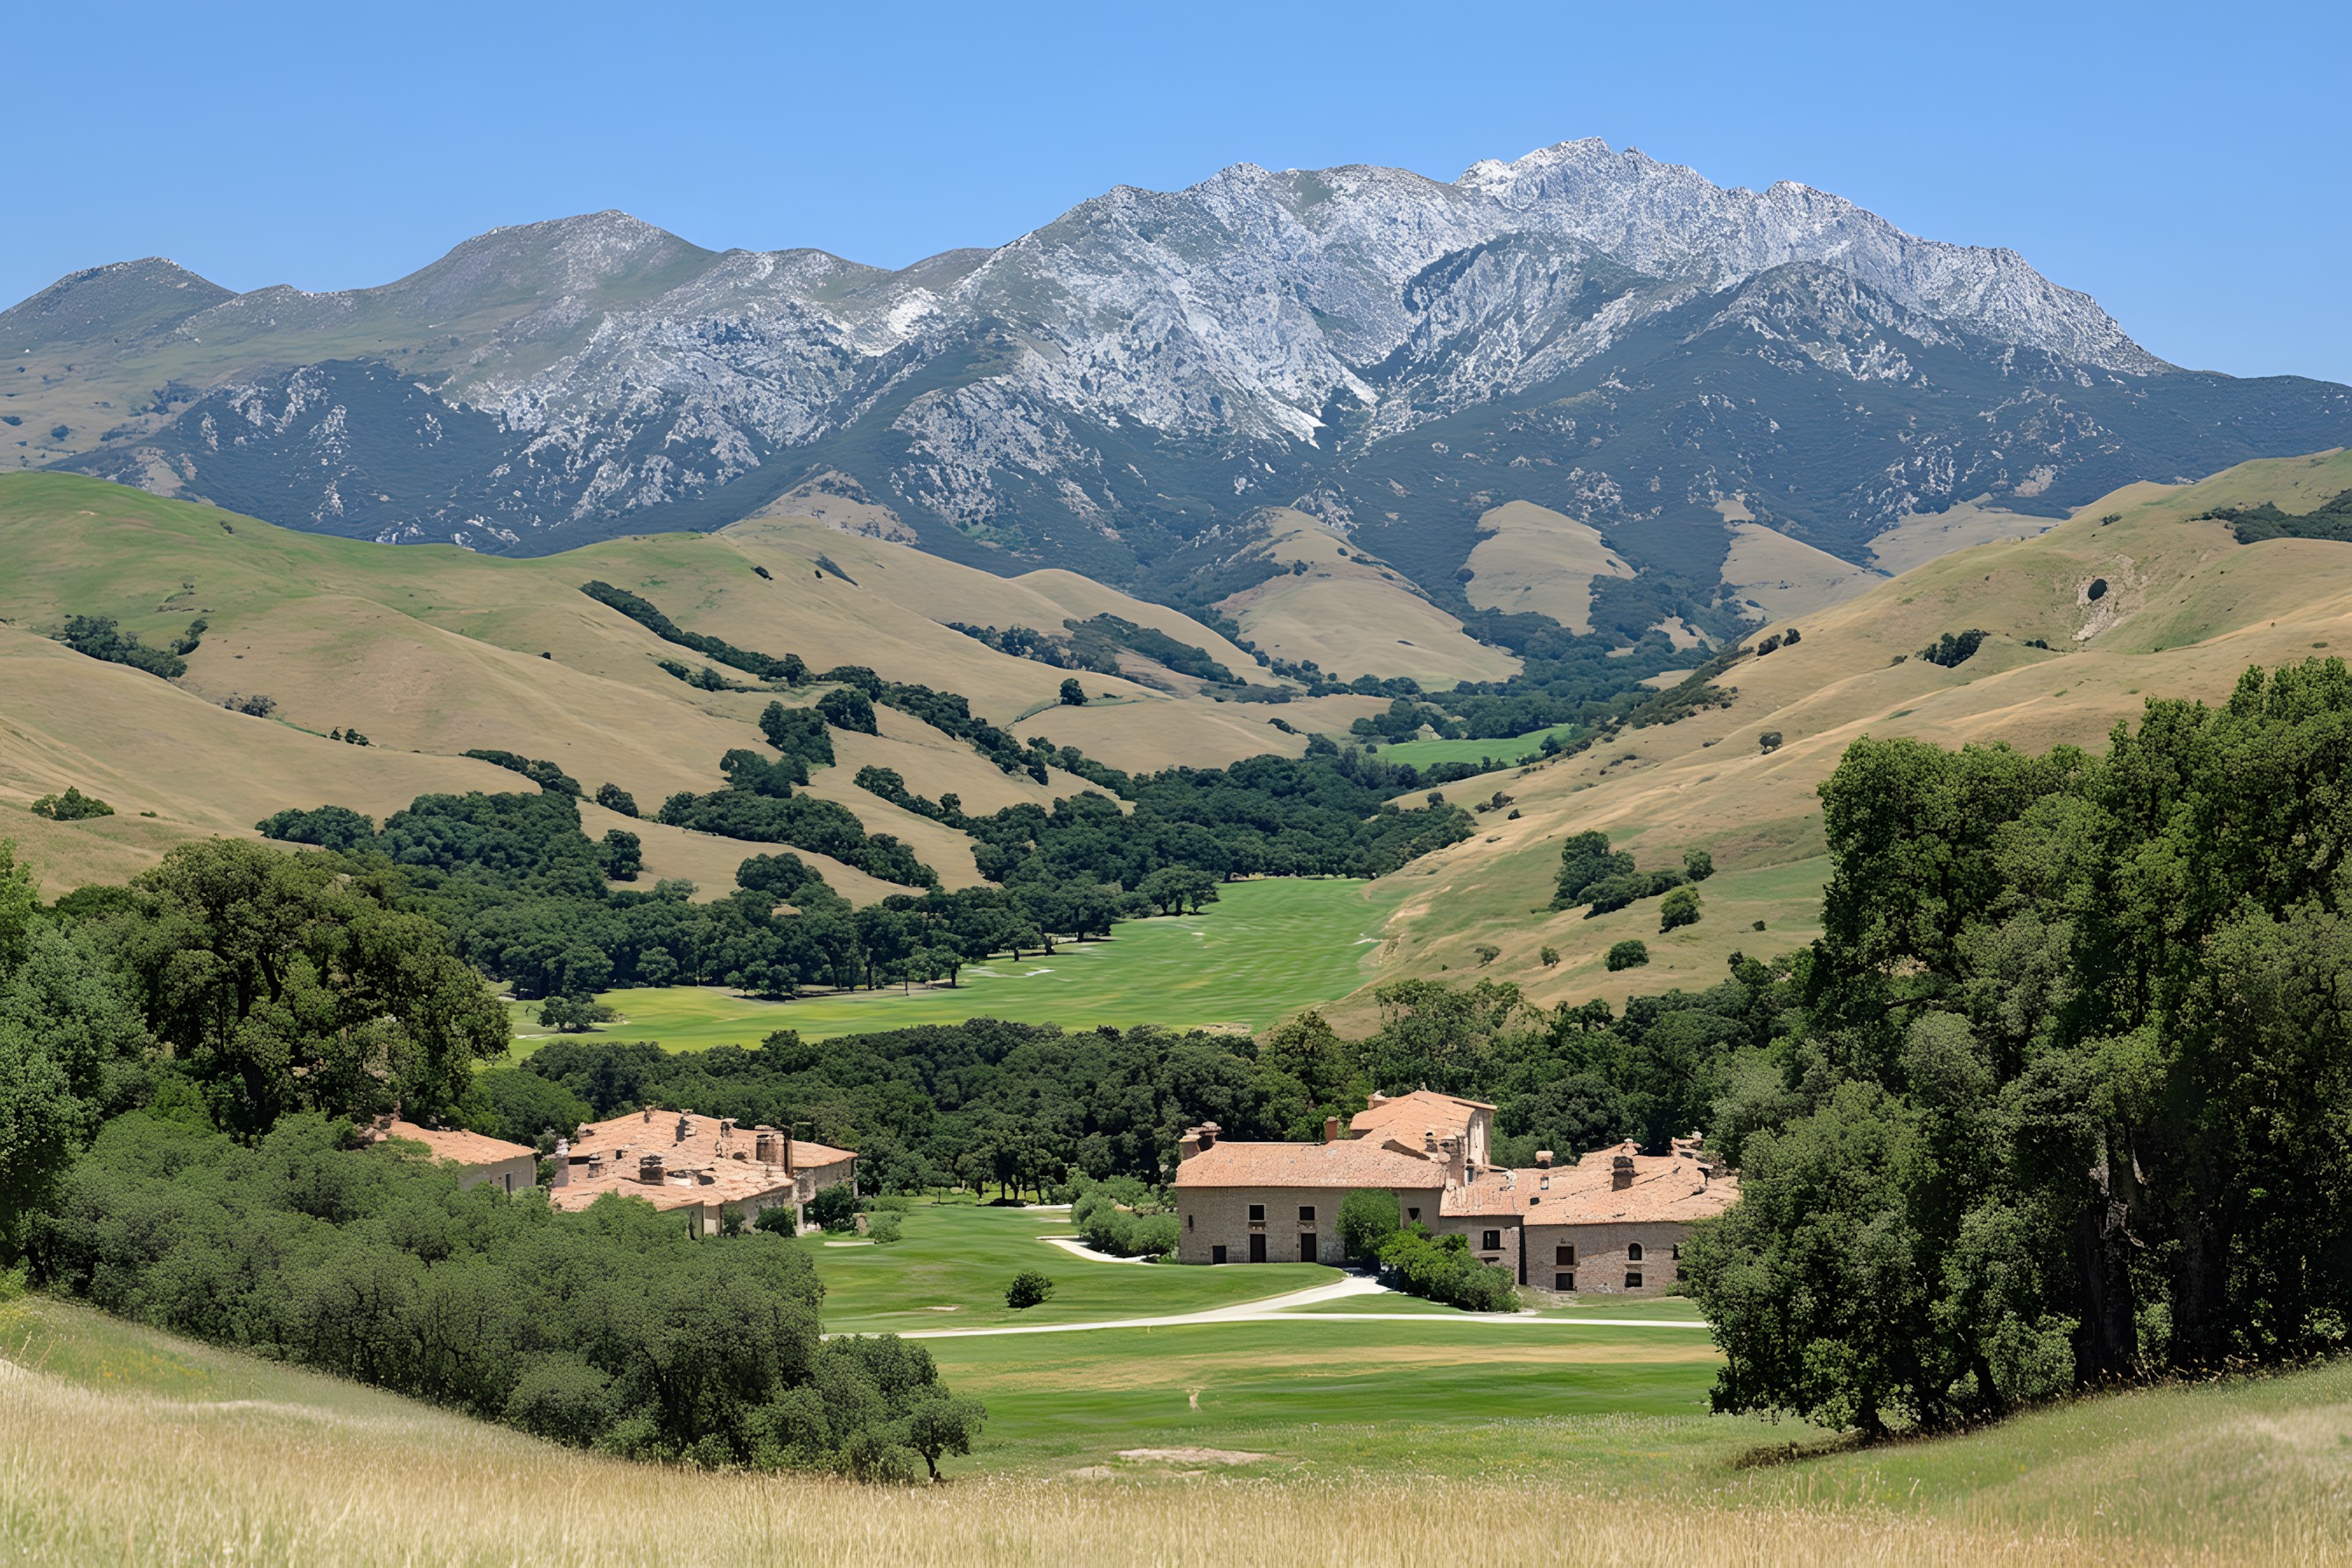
[1350,447,2352,1018]
[0,473,1343,898]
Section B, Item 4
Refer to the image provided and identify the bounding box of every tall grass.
[8,1354,2348,1567]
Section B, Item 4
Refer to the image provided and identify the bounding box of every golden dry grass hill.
[0,473,1327,898]
[1349,448,2352,1020]
[1460,500,1634,634]
[1216,508,1520,685]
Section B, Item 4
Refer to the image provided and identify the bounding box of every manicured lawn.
[508,876,1403,1052]
[921,1315,1738,1479]
[805,1203,1334,1334]
[1368,723,1578,771]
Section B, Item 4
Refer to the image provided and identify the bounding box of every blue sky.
[11,1,2348,382]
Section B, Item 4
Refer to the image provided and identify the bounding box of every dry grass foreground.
[10,1356,2338,1568]
[9,1295,2352,1566]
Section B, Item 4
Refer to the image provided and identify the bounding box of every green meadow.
[509,876,1402,1052]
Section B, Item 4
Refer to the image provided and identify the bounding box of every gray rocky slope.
[16,139,2351,604]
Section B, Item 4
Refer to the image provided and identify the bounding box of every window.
[1298,1205,1315,1223]
[1539,1175,1550,1190]
[1186,1213,1194,1230]
[1555,1244,1576,1266]
[1481,1229,1502,1251]
[1212,1244,1228,1264]
[1407,1207,1421,1222]
[1670,1242,1681,1260]
[1554,1271,1575,1292]
[1248,1203,1265,1222]
[1625,1271,1643,1289]
[1627,1242,1645,1262]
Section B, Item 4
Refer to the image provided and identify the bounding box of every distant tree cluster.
[1917,629,1990,668]
[2196,487,2352,544]
[31,787,114,822]
[51,614,193,680]
[463,749,583,797]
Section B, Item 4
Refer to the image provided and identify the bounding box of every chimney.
[1324,1116,1341,1144]
[551,1138,571,1188]
[1179,1123,1222,1161]
[1440,1134,1465,1186]
[640,1106,654,1124]
[640,1153,666,1186]
[1424,1129,1438,1152]
[1612,1153,1635,1191]
[1534,1150,1553,1168]
[755,1129,782,1166]
[675,1113,692,1144]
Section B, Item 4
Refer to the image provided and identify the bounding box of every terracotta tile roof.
[1348,1089,1493,1140]
[1172,1136,1448,1190]
[791,1140,857,1168]
[374,1120,534,1169]
[1443,1145,1738,1224]
[547,1163,795,1214]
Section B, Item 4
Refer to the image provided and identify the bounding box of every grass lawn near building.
[805,1202,1335,1334]
[506,876,1404,1054]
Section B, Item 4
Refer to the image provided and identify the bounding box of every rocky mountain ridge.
[12,139,2350,614]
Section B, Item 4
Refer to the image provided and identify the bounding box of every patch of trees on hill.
[51,613,200,680]
[579,580,811,684]
[2199,486,2352,544]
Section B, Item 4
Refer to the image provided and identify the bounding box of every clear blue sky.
[11,1,2348,382]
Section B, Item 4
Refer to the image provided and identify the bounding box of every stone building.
[1170,1089,1737,1295]
[368,1118,539,1194]
[548,1106,858,1236]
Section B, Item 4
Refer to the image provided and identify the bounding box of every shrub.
[867,1212,904,1244]
[1606,939,1650,971]
[1659,886,1701,933]
[595,782,640,817]
[31,787,114,821]
[810,1183,860,1233]
[1338,1188,1400,1260]
[1759,731,1784,753]
[1005,1270,1055,1310]
[753,1207,798,1237]
[1474,943,1502,967]
[1539,945,1560,969]
[1059,677,1088,706]
[1683,848,1714,881]
[718,1203,746,1237]
[1071,1189,1178,1256]
[1376,1226,1516,1312]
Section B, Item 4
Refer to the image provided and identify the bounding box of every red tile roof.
[1442,1143,1738,1224]
[374,1120,534,1170]
[1172,1136,1448,1190]
[1348,1089,1494,1142]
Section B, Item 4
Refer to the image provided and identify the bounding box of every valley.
[10,85,2352,1564]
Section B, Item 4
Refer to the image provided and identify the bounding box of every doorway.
[1249,1233,1267,1263]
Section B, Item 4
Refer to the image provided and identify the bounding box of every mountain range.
[10,137,2350,620]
